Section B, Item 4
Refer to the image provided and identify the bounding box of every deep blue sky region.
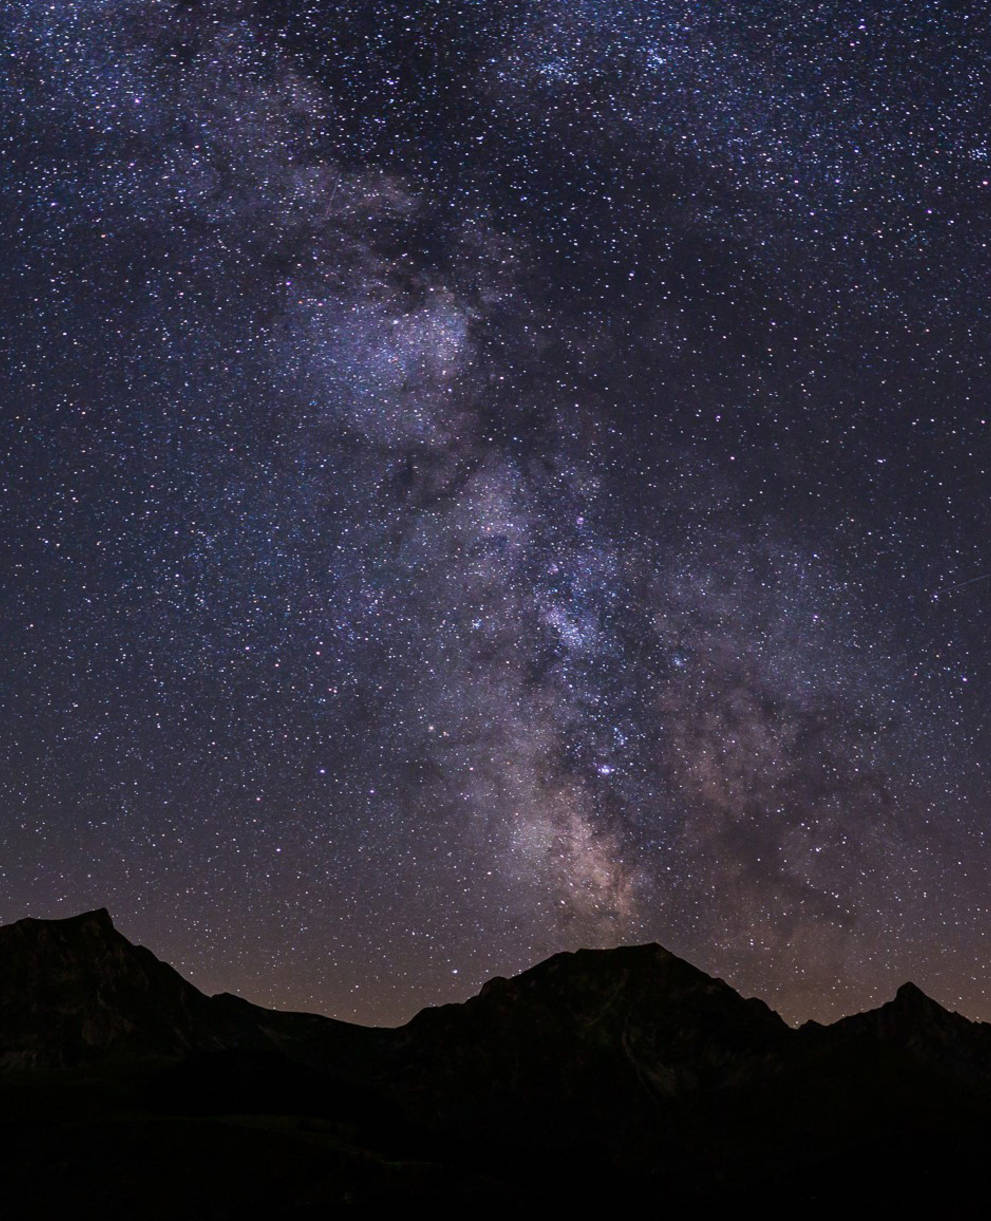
[2,1,990,1025]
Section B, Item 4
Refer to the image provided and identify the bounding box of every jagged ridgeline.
[2,910,990,1213]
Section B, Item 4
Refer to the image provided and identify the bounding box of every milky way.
[2,1,989,1025]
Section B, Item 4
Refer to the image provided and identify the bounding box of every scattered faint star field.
[2,0,990,1025]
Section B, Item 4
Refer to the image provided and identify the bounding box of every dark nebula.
[2,1,989,1025]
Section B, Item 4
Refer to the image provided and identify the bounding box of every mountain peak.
[401,937,790,1109]
[0,907,218,1068]
[893,981,933,1006]
[10,907,116,935]
[59,907,116,932]
[888,980,953,1020]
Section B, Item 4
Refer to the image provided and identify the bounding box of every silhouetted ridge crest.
[892,980,943,1011]
[0,907,223,1068]
[390,939,791,1139]
[9,908,991,1207]
[7,908,991,1131]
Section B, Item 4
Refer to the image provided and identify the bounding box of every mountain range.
[2,909,989,1214]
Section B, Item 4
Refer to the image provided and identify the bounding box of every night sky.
[2,0,990,1027]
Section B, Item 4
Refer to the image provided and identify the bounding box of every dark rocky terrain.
[2,909,990,1214]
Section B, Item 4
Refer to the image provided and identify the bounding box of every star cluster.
[1,1,989,1025]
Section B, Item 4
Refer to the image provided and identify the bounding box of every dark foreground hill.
[2,910,990,1214]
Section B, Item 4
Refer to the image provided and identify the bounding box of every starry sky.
[2,0,990,1026]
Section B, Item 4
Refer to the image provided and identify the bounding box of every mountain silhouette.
[0,908,382,1071]
[2,909,990,1213]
